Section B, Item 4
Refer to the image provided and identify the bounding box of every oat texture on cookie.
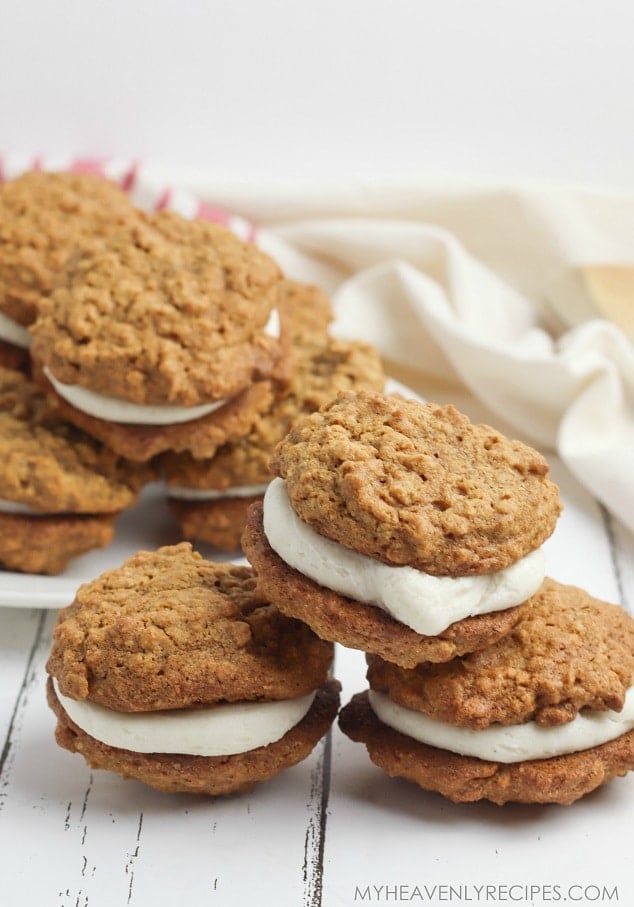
[30,212,285,407]
[0,171,140,326]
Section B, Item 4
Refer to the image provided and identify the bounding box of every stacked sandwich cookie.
[240,389,615,803]
[243,388,634,804]
[163,280,386,551]
[0,365,149,574]
[46,542,340,795]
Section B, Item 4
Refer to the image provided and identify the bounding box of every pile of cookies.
[242,389,634,805]
[10,170,634,805]
[0,170,384,573]
[45,386,634,804]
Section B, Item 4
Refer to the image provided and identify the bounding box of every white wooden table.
[1,457,633,907]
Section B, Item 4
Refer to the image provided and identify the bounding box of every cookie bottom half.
[0,511,116,575]
[242,503,527,669]
[48,678,341,796]
[339,692,634,806]
[36,373,274,462]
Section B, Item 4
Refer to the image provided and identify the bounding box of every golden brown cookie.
[29,211,290,460]
[0,366,148,573]
[339,579,634,805]
[339,691,634,806]
[276,277,334,347]
[48,677,340,796]
[46,543,340,795]
[0,366,147,512]
[0,170,140,327]
[242,392,557,667]
[242,502,528,668]
[34,368,275,462]
[164,336,385,551]
[0,512,116,575]
[271,390,561,577]
[31,212,284,406]
[366,579,634,727]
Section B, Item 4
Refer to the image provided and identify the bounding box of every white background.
[2,0,634,190]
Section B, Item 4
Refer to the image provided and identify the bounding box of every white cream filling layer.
[368,688,634,763]
[264,307,280,341]
[168,482,270,501]
[263,478,545,637]
[53,678,315,756]
[0,311,31,348]
[0,498,46,515]
[44,308,281,426]
[45,368,230,425]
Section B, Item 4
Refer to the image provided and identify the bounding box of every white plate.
[0,378,416,609]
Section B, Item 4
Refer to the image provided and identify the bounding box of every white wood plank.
[0,608,47,807]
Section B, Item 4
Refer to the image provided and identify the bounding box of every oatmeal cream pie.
[0,170,140,360]
[164,282,385,551]
[30,211,289,461]
[46,543,340,796]
[242,390,561,668]
[339,579,634,805]
[0,365,149,574]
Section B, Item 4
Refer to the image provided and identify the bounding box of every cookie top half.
[0,365,147,512]
[46,543,334,712]
[30,211,284,406]
[367,578,634,728]
[0,171,140,325]
[271,390,561,576]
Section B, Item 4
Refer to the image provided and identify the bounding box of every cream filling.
[0,498,48,515]
[44,308,281,426]
[44,368,230,425]
[0,311,31,348]
[53,678,316,756]
[168,482,270,501]
[263,478,545,637]
[368,688,634,763]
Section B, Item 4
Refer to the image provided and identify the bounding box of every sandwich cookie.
[31,211,289,461]
[0,365,148,574]
[242,390,561,667]
[46,543,340,795]
[339,579,634,805]
[164,282,385,551]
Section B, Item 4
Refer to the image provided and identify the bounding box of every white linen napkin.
[252,212,634,538]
